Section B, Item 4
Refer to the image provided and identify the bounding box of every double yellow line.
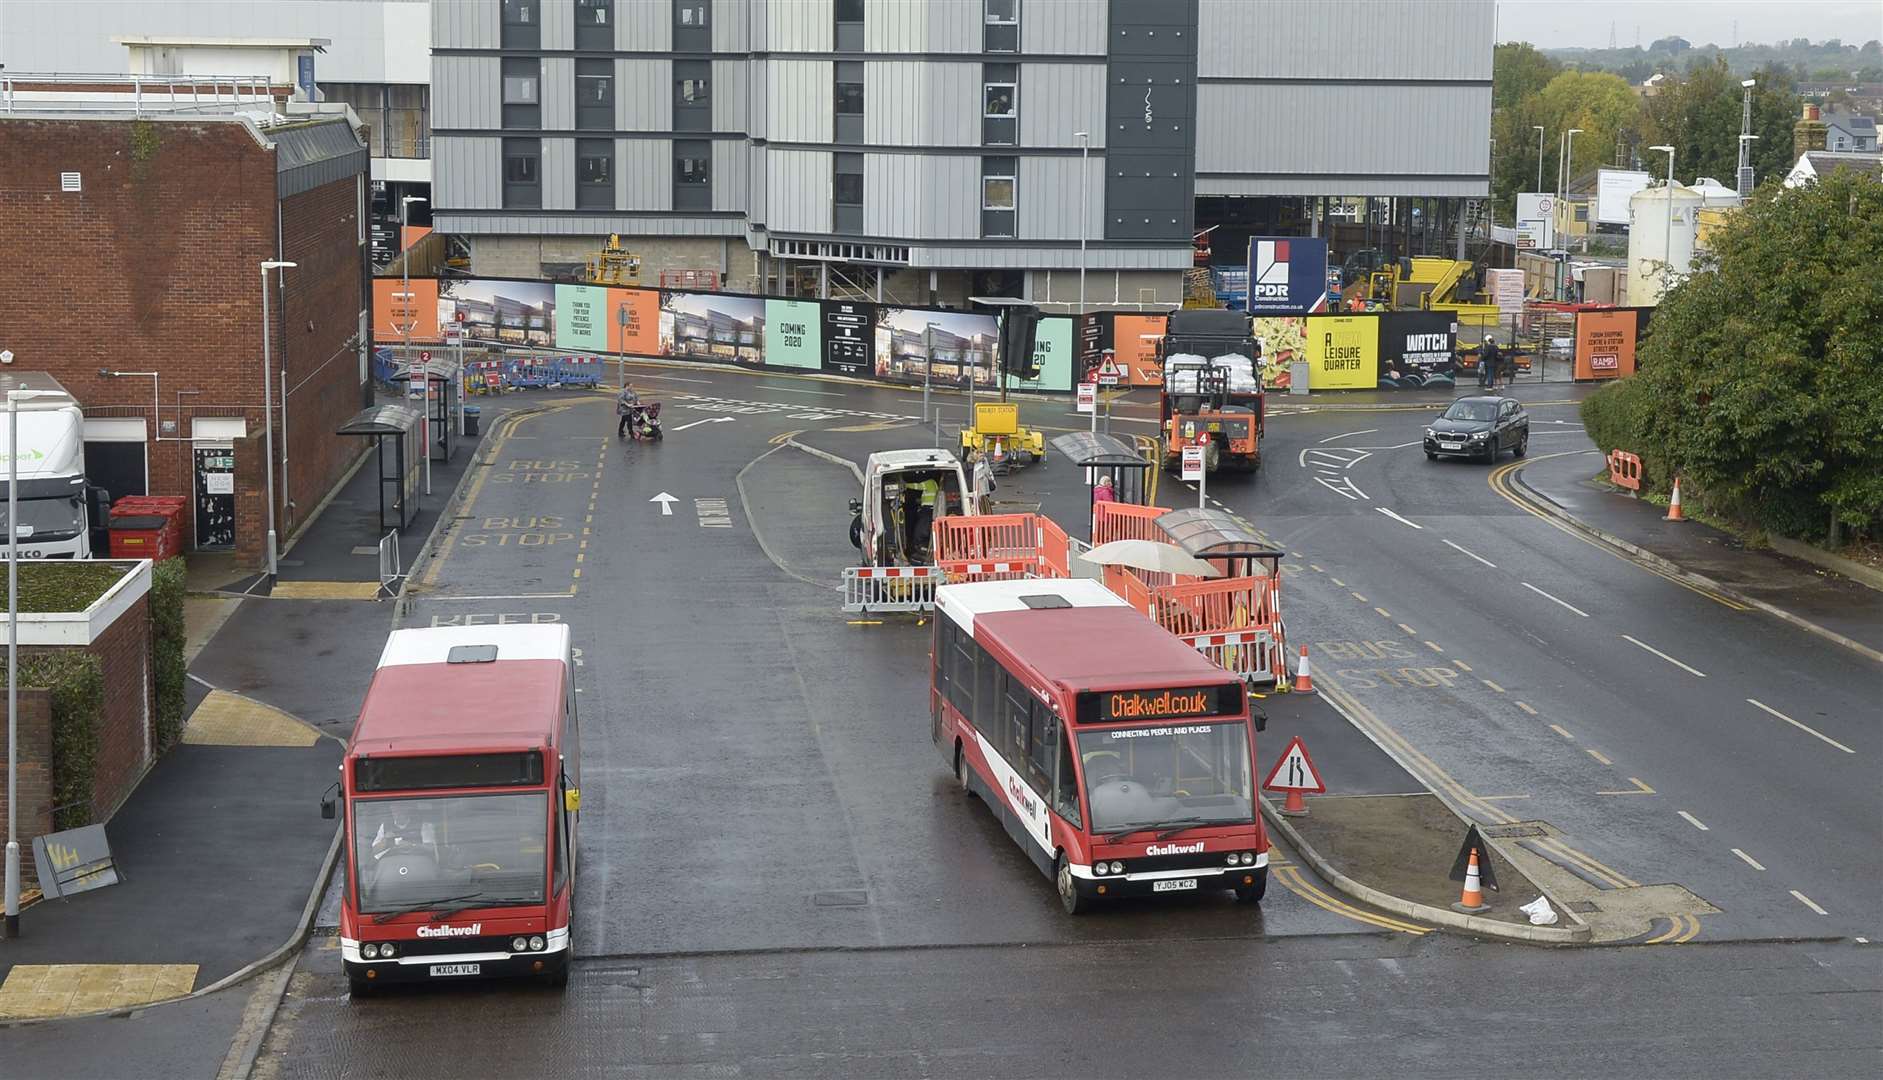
[1487,454,1747,610]
[1271,860,1430,935]
[1643,913,1703,944]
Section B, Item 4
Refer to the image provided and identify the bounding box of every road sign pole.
[1198,454,1207,509]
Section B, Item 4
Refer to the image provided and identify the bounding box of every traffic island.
[1263,793,1592,944]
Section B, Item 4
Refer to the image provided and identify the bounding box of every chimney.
[1794,103,1829,159]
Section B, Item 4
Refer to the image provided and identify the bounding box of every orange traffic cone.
[1292,646,1314,694]
[1452,848,1490,913]
[1665,475,1686,521]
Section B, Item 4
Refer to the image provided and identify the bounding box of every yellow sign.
[1306,315,1380,390]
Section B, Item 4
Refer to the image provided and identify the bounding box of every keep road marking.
[1621,634,1707,677]
[1746,698,1855,754]
[1677,811,1709,831]
[1522,581,1591,617]
[1731,848,1766,871]
[1441,539,1496,568]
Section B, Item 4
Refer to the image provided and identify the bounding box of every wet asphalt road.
[246,364,1879,1077]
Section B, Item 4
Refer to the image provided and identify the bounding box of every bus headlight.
[361,943,377,959]
[1094,862,1108,876]
[512,936,529,952]
[379,942,396,957]
[1109,861,1124,875]
[529,936,545,951]
[1227,853,1241,866]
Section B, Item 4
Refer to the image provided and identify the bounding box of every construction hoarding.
[1573,308,1639,380]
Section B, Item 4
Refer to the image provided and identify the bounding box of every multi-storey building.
[430,0,1492,307]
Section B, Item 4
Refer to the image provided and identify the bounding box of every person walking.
[615,382,641,438]
[1479,335,1503,391]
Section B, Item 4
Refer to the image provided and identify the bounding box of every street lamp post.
[401,196,429,496]
[5,376,60,941]
[1563,127,1584,200]
[1649,144,1677,296]
[259,261,297,580]
[1533,125,1545,192]
[1737,78,1758,195]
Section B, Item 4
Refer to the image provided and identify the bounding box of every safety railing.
[934,513,1050,565]
[842,565,945,612]
[1092,502,1167,547]
[1607,449,1642,492]
[1182,626,1280,685]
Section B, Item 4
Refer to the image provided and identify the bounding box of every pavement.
[1510,448,1883,660]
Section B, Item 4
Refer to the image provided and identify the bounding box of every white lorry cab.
[0,373,110,559]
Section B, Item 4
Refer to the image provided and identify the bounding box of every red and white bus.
[324,625,580,992]
[931,578,1268,914]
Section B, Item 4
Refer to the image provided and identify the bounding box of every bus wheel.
[347,974,373,998]
[1235,867,1269,904]
[1056,853,1092,915]
[954,740,973,796]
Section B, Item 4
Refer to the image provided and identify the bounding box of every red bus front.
[335,747,574,991]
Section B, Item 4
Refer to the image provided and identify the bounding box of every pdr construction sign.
[1246,237,1330,314]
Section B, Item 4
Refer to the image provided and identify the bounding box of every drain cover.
[1483,824,1548,839]
[1565,900,1600,914]
[811,890,870,907]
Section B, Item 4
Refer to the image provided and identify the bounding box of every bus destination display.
[1079,684,1237,724]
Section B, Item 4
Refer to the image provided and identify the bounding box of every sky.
[1496,0,1883,49]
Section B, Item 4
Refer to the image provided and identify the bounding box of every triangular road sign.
[1448,824,1501,892]
[1262,735,1326,794]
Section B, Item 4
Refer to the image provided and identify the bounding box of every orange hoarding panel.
[373,278,440,343]
[611,287,661,354]
[1115,314,1167,385]
[400,225,432,252]
[1574,310,1637,380]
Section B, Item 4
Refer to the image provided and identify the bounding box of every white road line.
[1442,539,1496,567]
[1424,640,1444,652]
[1398,623,1418,636]
[1522,581,1592,617]
[1548,724,1575,740]
[1746,698,1856,754]
[1621,634,1708,677]
[1790,890,1828,916]
[426,592,578,601]
[1515,701,1537,715]
[1677,811,1709,831]
[761,385,846,396]
[1318,428,1379,443]
[1731,848,1766,871]
[1482,679,1506,693]
[1316,476,1367,501]
[1375,506,1423,529]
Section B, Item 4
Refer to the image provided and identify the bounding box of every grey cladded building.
[430,0,1492,306]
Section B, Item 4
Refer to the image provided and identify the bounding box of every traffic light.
[997,306,1041,380]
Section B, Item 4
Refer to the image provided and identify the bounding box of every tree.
[1580,170,1883,544]
[1651,36,1692,54]
[1643,57,1754,182]
[1533,70,1645,183]
[1494,42,1560,111]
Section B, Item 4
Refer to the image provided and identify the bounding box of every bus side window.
[1055,736,1082,828]
[1025,707,1054,795]
[1001,673,1029,769]
[552,796,567,896]
[974,645,997,735]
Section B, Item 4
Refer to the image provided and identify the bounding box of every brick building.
[0,78,371,566]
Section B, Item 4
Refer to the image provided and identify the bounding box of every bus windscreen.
[355,751,545,792]
[1076,684,1240,725]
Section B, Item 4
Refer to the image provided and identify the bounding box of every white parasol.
[1077,539,1222,579]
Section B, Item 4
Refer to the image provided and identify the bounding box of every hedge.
[150,558,188,749]
[2,651,105,830]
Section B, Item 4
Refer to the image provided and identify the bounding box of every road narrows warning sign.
[1262,735,1326,794]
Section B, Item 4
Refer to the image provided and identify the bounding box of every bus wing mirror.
[1251,708,1268,733]
[564,788,582,813]
[319,781,339,819]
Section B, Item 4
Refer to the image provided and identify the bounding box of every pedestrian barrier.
[1092,502,1167,546]
[841,564,945,613]
[1607,449,1642,492]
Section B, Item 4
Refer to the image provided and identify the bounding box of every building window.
[501,0,540,50]
[834,151,863,234]
[576,0,612,51]
[985,0,1018,52]
[578,139,613,210]
[982,155,1016,238]
[835,0,865,51]
[503,137,541,208]
[674,60,711,132]
[674,139,711,212]
[835,60,864,143]
[576,59,613,130]
[502,58,540,129]
[983,64,1017,146]
[674,0,709,50]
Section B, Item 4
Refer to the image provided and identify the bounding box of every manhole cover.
[1565,900,1600,914]
[1483,824,1547,839]
[811,890,870,907]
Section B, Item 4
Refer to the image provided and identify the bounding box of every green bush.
[3,652,105,830]
[149,558,188,749]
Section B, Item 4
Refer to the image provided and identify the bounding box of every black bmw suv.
[1423,396,1529,462]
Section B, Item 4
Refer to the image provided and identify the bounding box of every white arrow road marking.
[671,416,738,432]
[1374,506,1423,529]
[650,492,679,515]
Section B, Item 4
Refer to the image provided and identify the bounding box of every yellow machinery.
[585,234,642,286]
[1350,255,1508,358]
[958,401,1044,473]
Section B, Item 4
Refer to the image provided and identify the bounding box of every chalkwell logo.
[416,923,482,938]
[1254,240,1291,296]
[1145,842,1204,856]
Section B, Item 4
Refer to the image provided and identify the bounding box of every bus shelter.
[337,404,423,531]
[1155,506,1284,580]
[1049,431,1153,521]
[389,358,460,463]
